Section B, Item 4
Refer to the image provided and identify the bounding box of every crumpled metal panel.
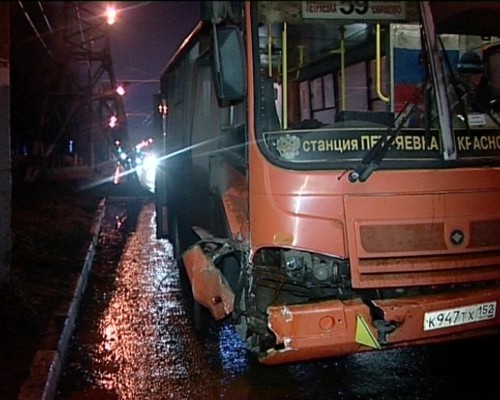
[262,298,373,364]
[182,244,235,320]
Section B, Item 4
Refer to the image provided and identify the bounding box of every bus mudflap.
[182,244,235,320]
[262,287,500,365]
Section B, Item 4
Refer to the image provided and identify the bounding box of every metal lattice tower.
[26,1,129,181]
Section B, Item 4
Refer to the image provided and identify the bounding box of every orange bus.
[153,1,500,365]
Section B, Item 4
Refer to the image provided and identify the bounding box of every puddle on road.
[57,201,253,399]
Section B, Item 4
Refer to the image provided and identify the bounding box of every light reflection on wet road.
[56,199,500,400]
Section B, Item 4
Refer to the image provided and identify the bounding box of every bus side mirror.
[212,26,246,102]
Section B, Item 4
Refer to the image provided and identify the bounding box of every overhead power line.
[17,1,54,59]
[37,1,53,35]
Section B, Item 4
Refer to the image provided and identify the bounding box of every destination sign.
[264,129,500,162]
[302,1,406,20]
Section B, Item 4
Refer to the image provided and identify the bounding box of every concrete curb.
[17,198,107,400]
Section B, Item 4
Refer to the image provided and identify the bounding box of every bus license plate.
[423,301,496,331]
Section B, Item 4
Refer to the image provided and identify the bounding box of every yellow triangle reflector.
[355,314,381,349]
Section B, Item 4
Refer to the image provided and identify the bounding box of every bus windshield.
[254,1,500,175]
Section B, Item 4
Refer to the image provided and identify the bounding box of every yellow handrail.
[376,23,390,103]
[268,23,273,77]
[340,27,346,110]
[282,22,288,129]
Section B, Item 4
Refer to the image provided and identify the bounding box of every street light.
[106,5,117,25]
[116,85,126,96]
[109,115,118,128]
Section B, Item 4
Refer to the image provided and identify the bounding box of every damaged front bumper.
[262,286,500,365]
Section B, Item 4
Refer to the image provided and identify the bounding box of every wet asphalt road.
[55,197,500,400]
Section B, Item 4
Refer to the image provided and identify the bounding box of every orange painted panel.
[182,245,234,320]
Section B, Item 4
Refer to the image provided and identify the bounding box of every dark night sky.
[108,1,200,142]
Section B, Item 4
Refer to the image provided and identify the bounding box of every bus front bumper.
[261,286,500,365]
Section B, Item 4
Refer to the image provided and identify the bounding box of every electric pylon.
[25,1,130,181]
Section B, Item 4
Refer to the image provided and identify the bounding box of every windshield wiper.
[347,129,395,183]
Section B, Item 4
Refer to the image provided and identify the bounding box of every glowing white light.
[136,153,157,193]
[143,154,157,170]
[106,5,117,25]
[109,115,118,128]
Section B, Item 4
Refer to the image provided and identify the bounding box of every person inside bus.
[456,51,490,113]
